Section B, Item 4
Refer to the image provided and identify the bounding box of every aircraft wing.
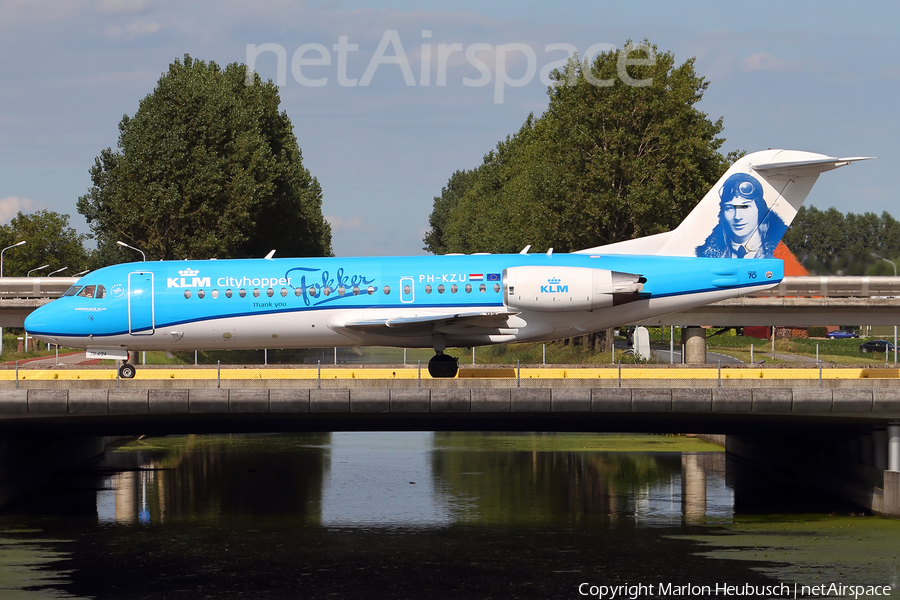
[336,311,522,336]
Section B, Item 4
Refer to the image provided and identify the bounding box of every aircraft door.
[400,277,414,303]
[128,271,155,335]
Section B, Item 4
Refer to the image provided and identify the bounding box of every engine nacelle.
[503,266,644,312]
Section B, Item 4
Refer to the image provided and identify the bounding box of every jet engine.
[503,266,644,312]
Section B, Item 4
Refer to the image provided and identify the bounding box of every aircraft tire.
[119,363,136,379]
[428,354,458,378]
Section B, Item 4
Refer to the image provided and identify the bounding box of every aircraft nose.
[24,303,57,339]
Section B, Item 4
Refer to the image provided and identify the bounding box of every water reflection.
[92,433,731,528]
[3,433,892,599]
[431,434,732,526]
[95,434,330,525]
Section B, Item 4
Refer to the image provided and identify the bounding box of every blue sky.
[1,0,897,257]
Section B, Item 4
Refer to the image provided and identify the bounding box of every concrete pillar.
[681,327,707,364]
[874,429,888,471]
[888,424,900,472]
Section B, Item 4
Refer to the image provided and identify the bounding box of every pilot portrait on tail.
[695,173,787,259]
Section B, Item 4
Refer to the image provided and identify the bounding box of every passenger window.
[310,287,319,297]
[493,283,501,293]
[438,285,445,294]
[239,288,246,298]
[253,289,260,298]
[450,284,458,294]
[211,289,219,299]
[324,287,331,296]
[383,286,390,295]
[294,287,302,297]
[225,289,233,298]
[266,288,274,298]
[198,289,206,299]
[64,286,82,297]
[338,287,346,296]
[479,284,486,293]
[95,285,106,299]
[184,290,191,299]
[77,285,96,298]
[367,286,375,295]
[352,286,360,296]
[425,285,432,294]
[465,284,472,293]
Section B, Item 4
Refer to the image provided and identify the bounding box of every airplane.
[24,149,870,378]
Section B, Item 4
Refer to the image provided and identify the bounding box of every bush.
[808,326,828,338]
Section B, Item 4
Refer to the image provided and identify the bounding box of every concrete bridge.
[3,382,900,518]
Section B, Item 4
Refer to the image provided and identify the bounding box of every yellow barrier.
[0,367,897,381]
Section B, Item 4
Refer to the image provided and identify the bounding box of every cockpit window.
[71,284,108,299]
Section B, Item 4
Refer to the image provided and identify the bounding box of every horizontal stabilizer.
[751,156,874,176]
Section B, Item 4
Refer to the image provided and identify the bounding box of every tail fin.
[580,150,872,258]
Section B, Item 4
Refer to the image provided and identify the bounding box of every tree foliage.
[425,42,735,254]
[78,55,331,263]
[0,211,89,277]
[783,206,900,275]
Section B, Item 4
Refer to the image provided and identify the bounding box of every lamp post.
[1,240,26,278]
[116,241,146,261]
[48,267,67,276]
[27,264,49,277]
[74,270,90,277]
[0,240,26,357]
[871,253,898,364]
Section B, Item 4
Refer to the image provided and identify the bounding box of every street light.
[48,267,68,276]
[0,240,25,357]
[26,264,49,277]
[0,240,26,277]
[116,241,146,261]
[871,252,898,276]
[73,270,90,277]
[871,252,898,364]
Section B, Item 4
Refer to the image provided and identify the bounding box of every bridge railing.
[1,363,898,390]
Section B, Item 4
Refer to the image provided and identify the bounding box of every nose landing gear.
[427,352,458,378]
[118,352,136,379]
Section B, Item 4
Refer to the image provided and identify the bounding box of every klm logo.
[540,277,568,294]
[167,268,211,288]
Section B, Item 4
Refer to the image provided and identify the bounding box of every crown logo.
[178,268,199,277]
[548,277,561,284]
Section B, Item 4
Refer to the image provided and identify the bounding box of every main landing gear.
[118,352,136,379]
[428,352,459,378]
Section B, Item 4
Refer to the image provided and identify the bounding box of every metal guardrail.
[0,277,79,298]
[750,276,900,298]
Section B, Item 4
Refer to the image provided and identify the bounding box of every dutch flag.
[469,274,483,281]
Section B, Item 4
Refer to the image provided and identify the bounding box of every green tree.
[425,43,734,254]
[78,55,331,263]
[784,206,900,275]
[0,211,89,277]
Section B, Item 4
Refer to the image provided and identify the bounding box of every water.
[1,432,899,599]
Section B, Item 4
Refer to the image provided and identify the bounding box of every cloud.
[326,214,367,233]
[0,196,37,223]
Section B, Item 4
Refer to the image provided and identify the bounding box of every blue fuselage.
[24,253,783,351]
